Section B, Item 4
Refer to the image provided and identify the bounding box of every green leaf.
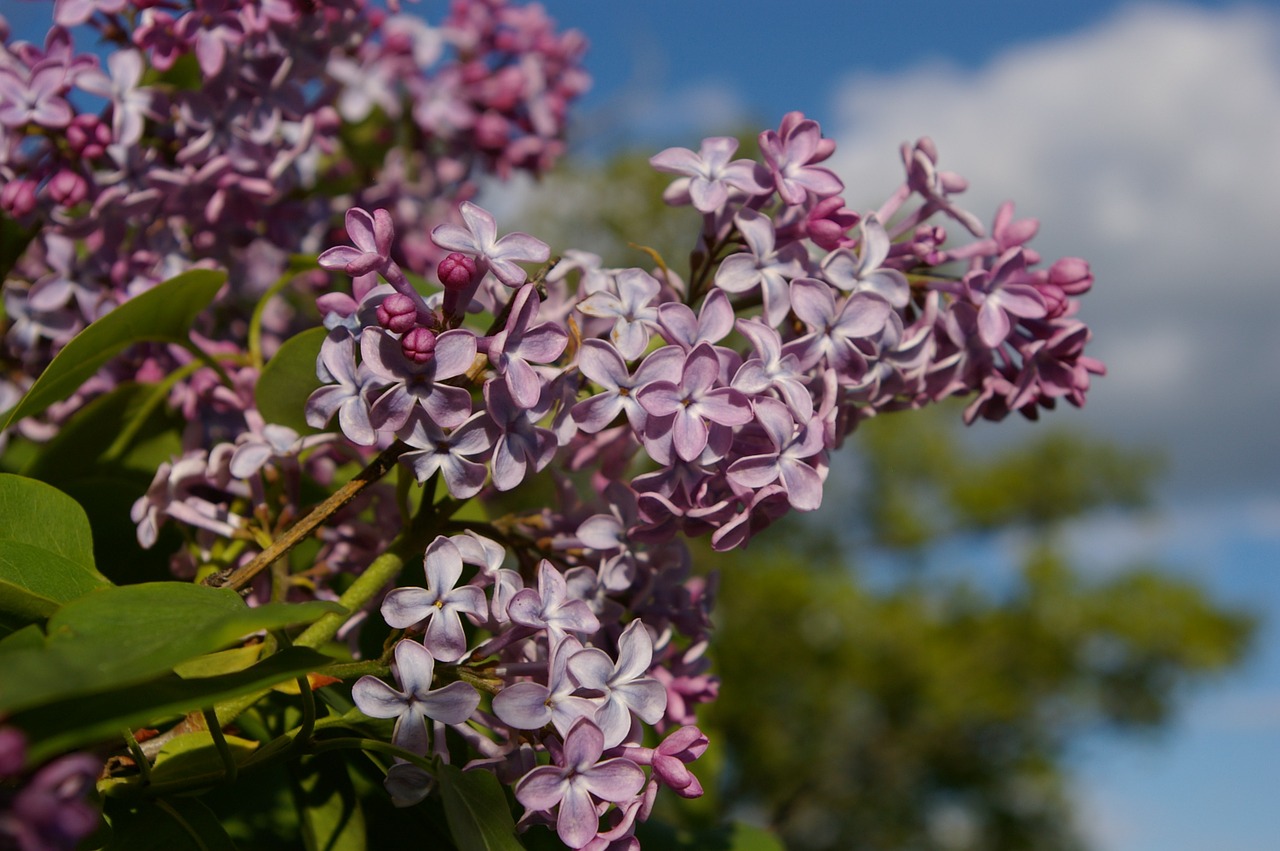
[256,326,327,433]
[148,730,260,786]
[0,474,109,629]
[2,268,226,429]
[438,763,525,851]
[1,213,38,282]
[0,583,343,715]
[105,797,241,851]
[292,754,367,851]
[12,646,336,763]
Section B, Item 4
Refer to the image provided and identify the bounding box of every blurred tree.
[515,149,1254,851]
[702,410,1252,850]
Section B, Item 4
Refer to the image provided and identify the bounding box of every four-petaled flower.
[352,639,480,755]
[431,201,550,287]
[514,717,646,849]
[382,536,489,663]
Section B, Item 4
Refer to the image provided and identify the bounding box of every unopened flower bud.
[400,327,437,364]
[438,252,477,291]
[47,169,88,207]
[377,293,419,333]
[474,111,511,149]
[0,179,37,217]
[66,114,110,159]
[1049,257,1093,295]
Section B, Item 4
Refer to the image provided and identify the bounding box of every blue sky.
[6,2,1278,848]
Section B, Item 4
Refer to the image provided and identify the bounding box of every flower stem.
[204,441,409,592]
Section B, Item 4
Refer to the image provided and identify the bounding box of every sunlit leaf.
[148,730,260,786]
[0,474,109,629]
[0,583,343,714]
[2,269,226,429]
[12,646,336,763]
[256,326,326,433]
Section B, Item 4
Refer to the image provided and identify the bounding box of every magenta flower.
[963,249,1048,348]
[483,380,558,492]
[352,639,480,755]
[820,214,910,308]
[787,278,894,378]
[431,202,550,287]
[648,136,769,213]
[514,718,646,849]
[636,343,752,462]
[381,536,489,663]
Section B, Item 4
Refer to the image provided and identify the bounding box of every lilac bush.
[0,3,1105,850]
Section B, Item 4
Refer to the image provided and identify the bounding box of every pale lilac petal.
[780,458,823,511]
[726,455,780,489]
[351,676,406,719]
[583,759,646,802]
[393,638,437,695]
[424,611,469,663]
[615,623,651,680]
[424,537,464,592]
[515,766,569,811]
[557,784,599,848]
[493,682,553,729]
[614,679,667,725]
[381,587,436,628]
[432,330,479,377]
[417,680,480,725]
[672,411,708,462]
[567,647,614,690]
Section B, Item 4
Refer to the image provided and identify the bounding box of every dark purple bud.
[377,293,419,333]
[46,169,88,207]
[438,252,477,291]
[0,179,37,217]
[400,327,437,364]
[0,727,26,777]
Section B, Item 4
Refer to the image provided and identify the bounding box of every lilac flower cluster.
[0,727,101,851]
[350,531,712,849]
[292,111,1102,846]
[0,0,587,438]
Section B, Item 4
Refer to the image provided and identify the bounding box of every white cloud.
[825,3,1280,500]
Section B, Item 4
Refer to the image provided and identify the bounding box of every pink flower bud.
[66,114,110,159]
[438,252,477,291]
[474,111,511,150]
[377,293,419,333]
[0,179,37,218]
[46,169,88,207]
[1049,257,1093,295]
[400,327,437,364]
